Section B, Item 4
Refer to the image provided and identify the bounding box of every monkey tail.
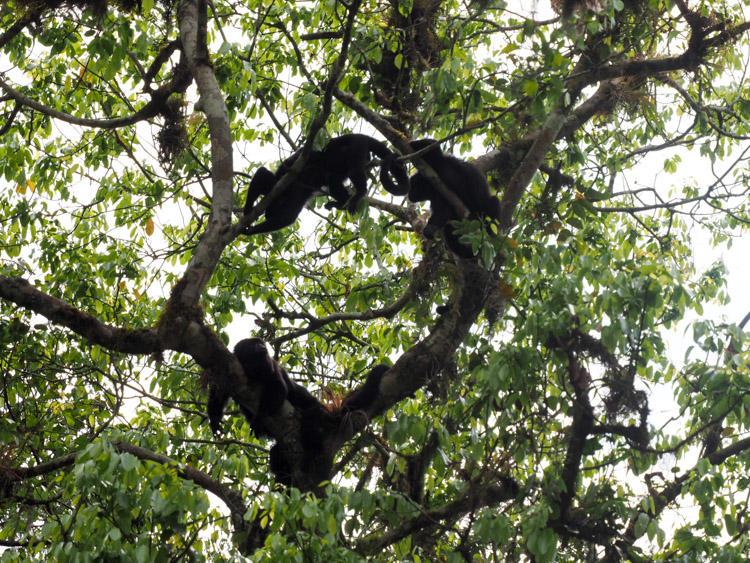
[379,158,410,196]
[365,138,393,161]
[368,139,410,196]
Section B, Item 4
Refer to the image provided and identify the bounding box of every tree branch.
[235,0,365,238]
[0,8,40,50]
[611,435,750,558]
[111,441,248,524]
[0,58,190,130]
[175,0,237,308]
[0,275,158,354]
[332,88,471,218]
[273,249,438,345]
[355,475,518,554]
[2,440,248,538]
[332,260,498,448]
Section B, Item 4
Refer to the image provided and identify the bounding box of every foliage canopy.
[2,0,750,560]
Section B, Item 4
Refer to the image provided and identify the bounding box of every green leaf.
[120,453,139,472]
[634,513,650,538]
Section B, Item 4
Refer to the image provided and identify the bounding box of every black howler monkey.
[206,338,323,436]
[408,139,501,258]
[242,134,409,235]
[242,151,330,236]
[207,338,331,485]
[320,134,410,212]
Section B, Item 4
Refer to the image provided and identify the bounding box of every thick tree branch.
[0,102,21,137]
[0,9,40,50]
[174,0,234,308]
[567,21,750,92]
[557,81,620,139]
[355,475,518,554]
[332,260,498,449]
[546,342,595,534]
[2,452,77,482]
[0,273,251,407]
[498,104,572,230]
[0,275,158,354]
[142,39,182,89]
[706,435,750,466]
